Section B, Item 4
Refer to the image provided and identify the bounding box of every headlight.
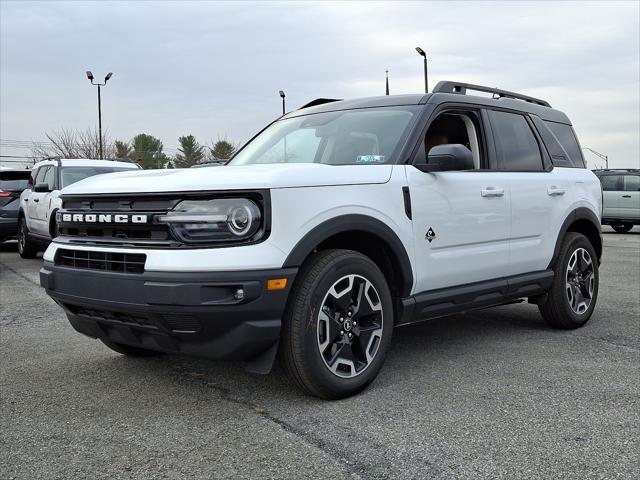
[156,198,262,244]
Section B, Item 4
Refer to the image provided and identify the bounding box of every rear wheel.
[17,217,38,259]
[611,223,633,233]
[281,249,393,399]
[539,232,599,329]
[100,339,161,357]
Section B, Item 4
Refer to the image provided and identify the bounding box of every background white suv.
[40,82,603,399]
[18,158,140,258]
[594,169,640,233]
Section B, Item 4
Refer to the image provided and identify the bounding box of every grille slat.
[55,248,146,274]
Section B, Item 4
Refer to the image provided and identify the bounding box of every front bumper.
[40,262,297,372]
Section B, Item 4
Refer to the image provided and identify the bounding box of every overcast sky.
[1,0,638,168]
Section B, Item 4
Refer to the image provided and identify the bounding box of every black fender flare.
[548,207,602,268]
[282,214,414,297]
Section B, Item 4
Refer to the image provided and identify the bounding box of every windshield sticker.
[356,155,385,164]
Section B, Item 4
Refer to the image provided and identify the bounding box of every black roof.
[287,80,571,124]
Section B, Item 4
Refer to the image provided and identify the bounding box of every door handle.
[622,194,631,198]
[547,186,566,196]
[481,187,504,197]
[33,198,39,202]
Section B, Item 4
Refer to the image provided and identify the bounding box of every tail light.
[0,190,11,197]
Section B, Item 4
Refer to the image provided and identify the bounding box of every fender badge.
[426,227,436,243]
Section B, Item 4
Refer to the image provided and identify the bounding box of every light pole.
[279,90,286,115]
[582,147,608,169]
[415,47,428,93]
[86,71,113,159]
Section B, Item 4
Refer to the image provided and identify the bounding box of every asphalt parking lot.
[1,227,638,480]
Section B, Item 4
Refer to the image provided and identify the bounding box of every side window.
[43,166,56,189]
[599,175,622,191]
[488,110,543,171]
[624,175,640,192]
[544,121,586,168]
[423,111,483,168]
[34,166,48,185]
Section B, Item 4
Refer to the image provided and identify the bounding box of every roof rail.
[299,98,342,110]
[432,81,551,108]
[593,168,639,172]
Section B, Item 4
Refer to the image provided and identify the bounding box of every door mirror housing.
[415,144,474,172]
[34,182,52,193]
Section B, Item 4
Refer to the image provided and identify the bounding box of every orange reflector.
[267,278,288,291]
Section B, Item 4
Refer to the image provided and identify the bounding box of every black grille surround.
[56,190,271,249]
[55,248,146,274]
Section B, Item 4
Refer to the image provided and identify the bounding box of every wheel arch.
[49,208,59,238]
[549,207,602,268]
[283,214,414,298]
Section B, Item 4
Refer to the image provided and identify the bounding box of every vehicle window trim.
[485,108,549,173]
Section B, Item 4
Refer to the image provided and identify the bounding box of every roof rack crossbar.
[432,81,551,108]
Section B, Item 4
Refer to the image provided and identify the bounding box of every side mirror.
[34,182,51,193]
[415,144,474,172]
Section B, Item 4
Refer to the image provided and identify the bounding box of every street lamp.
[86,70,113,159]
[582,147,609,169]
[279,90,286,115]
[415,47,428,93]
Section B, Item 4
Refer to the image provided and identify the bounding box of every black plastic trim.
[402,186,412,219]
[282,214,414,297]
[548,207,602,267]
[397,270,554,326]
[40,263,298,372]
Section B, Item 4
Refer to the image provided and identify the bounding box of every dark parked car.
[0,169,31,242]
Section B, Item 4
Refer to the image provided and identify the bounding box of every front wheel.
[611,223,633,233]
[539,232,599,329]
[17,217,38,259]
[281,249,394,399]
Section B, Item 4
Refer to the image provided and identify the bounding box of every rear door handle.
[481,187,504,197]
[622,194,632,198]
[547,186,566,196]
[33,198,39,202]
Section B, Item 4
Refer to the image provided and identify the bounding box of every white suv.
[40,82,603,399]
[18,158,140,258]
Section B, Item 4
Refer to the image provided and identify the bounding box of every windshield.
[61,166,136,188]
[229,106,419,166]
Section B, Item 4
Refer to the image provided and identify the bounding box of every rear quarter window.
[544,121,585,168]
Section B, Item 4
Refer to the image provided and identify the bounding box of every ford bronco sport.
[40,81,602,399]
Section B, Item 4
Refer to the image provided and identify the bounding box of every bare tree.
[31,127,113,159]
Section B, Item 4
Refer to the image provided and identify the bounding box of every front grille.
[67,304,158,328]
[55,248,146,274]
[64,303,200,333]
[58,195,179,246]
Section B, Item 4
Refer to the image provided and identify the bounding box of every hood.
[60,163,394,195]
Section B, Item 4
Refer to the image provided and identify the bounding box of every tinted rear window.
[488,110,543,171]
[599,175,623,191]
[544,121,585,168]
[0,171,30,191]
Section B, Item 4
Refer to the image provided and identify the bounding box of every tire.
[100,339,161,357]
[611,223,633,233]
[17,217,38,259]
[281,249,394,399]
[539,232,599,329]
